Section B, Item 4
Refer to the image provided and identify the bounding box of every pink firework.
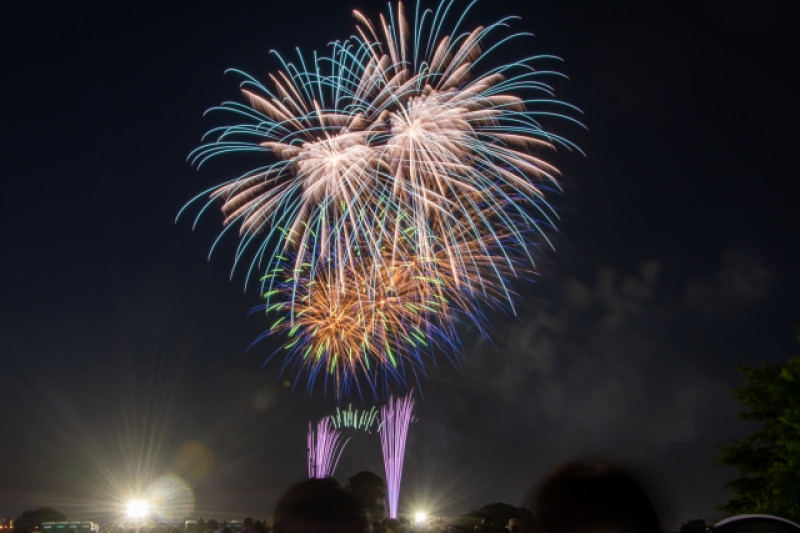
[379,391,415,519]
[307,417,350,479]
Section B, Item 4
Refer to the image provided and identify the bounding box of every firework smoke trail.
[307,417,350,478]
[380,391,415,519]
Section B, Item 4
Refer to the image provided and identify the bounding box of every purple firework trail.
[307,417,350,479]
[379,391,415,519]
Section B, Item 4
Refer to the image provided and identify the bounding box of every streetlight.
[125,500,150,521]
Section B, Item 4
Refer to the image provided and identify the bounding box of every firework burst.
[260,225,522,397]
[181,0,580,396]
[352,1,580,290]
[262,243,461,397]
[182,0,577,290]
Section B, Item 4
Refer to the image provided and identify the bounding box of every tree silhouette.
[13,508,66,533]
[346,470,386,521]
[717,327,800,521]
[465,502,522,531]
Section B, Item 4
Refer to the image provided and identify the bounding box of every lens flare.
[146,474,195,524]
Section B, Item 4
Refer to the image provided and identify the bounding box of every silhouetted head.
[273,477,370,533]
[244,519,254,529]
[524,460,661,533]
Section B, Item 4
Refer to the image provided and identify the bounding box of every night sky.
[2,0,797,530]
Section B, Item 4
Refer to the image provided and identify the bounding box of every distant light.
[126,500,150,519]
[413,512,428,525]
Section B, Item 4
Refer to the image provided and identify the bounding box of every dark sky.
[1,0,797,530]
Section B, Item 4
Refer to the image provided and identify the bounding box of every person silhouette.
[272,477,370,533]
[524,460,662,533]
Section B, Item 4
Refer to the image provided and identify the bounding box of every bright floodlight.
[413,512,428,525]
[126,499,149,520]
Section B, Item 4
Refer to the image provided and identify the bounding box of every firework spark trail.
[307,417,350,479]
[331,404,380,433]
[379,391,415,519]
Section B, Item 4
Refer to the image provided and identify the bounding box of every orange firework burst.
[264,248,455,395]
[263,224,521,396]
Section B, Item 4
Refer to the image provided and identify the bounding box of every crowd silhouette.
[10,459,672,533]
[268,459,664,533]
